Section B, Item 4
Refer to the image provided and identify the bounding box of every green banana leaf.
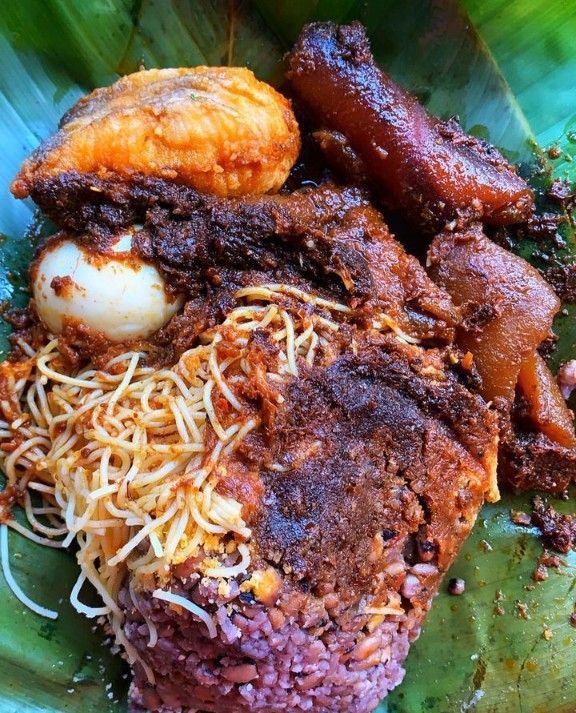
[1,1,575,712]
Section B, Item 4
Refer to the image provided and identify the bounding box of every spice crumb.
[532,564,548,582]
[510,510,532,526]
[448,577,465,595]
[539,552,563,569]
[548,146,562,159]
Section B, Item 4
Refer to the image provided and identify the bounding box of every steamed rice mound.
[124,545,419,713]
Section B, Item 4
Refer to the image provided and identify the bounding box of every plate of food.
[1,1,576,712]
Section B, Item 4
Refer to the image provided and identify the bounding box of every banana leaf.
[1,2,576,712]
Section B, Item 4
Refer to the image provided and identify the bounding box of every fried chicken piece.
[11,67,300,199]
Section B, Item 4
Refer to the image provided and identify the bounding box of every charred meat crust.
[252,335,497,594]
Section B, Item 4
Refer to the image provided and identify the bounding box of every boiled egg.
[32,231,183,341]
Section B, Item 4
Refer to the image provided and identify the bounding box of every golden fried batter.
[12,67,300,198]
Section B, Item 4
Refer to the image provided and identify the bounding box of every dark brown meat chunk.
[28,175,459,347]
[531,496,576,553]
[286,22,533,232]
[311,129,369,186]
[498,409,576,493]
[252,334,498,593]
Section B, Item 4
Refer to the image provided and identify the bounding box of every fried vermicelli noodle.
[0,284,349,676]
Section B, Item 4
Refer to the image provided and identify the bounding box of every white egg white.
[33,231,183,341]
